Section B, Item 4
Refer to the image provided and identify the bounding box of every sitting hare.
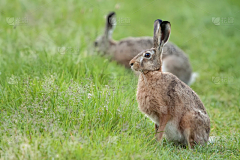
[129,19,210,148]
[95,12,197,85]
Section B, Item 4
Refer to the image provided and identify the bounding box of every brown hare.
[129,19,210,148]
[95,12,197,85]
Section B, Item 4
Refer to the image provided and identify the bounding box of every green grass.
[0,0,240,159]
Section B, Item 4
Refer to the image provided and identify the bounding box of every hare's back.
[161,73,206,111]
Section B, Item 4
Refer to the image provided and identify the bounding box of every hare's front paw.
[155,124,159,132]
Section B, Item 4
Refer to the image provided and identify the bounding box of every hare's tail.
[208,136,219,144]
[188,72,199,85]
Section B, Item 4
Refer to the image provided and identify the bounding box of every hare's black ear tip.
[163,21,171,25]
[165,21,171,25]
[155,19,162,24]
[108,11,116,17]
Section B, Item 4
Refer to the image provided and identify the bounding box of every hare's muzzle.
[129,59,139,71]
[129,59,135,67]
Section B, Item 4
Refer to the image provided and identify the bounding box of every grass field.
[0,0,240,159]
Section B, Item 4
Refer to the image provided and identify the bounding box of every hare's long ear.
[153,19,171,51]
[105,12,116,39]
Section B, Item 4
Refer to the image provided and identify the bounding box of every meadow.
[0,0,240,159]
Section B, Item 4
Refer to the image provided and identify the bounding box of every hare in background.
[94,12,197,85]
[129,19,210,148]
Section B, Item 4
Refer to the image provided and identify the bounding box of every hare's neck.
[137,71,162,89]
[136,71,163,109]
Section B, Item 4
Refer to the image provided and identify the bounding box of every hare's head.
[129,19,171,73]
[94,12,116,54]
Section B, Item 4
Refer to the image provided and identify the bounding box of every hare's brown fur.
[137,72,210,147]
[130,19,210,148]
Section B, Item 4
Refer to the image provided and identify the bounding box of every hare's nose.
[129,60,135,67]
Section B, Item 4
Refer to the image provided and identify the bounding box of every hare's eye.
[144,53,151,58]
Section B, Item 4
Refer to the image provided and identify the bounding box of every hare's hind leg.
[180,113,196,149]
[184,111,210,147]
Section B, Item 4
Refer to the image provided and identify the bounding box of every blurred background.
[0,0,240,159]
